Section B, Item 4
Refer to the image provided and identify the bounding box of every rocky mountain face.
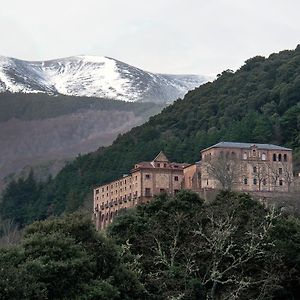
[0,55,209,103]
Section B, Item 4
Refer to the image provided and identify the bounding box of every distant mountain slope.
[0,93,165,191]
[2,45,300,226]
[0,55,209,103]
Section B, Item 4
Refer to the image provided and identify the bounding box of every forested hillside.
[0,93,165,192]
[1,45,300,226]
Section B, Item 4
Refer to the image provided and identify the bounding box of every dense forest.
[0,93,165,193]
[1,45,300,227]
[1,191,300,299]
[0,93,165,122]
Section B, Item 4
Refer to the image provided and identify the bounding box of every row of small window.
[145,174,179,181]
[243,178,283,186]
[100,209,126,222]
[95,179,134,194]
[95,195,137,211]
[144,188,179,196]
[252,166,283,174]
[242,152,288,161]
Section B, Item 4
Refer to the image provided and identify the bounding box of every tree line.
[1,191,300,299]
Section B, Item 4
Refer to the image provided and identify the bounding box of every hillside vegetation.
[1,45,300,226]
[1,191,300,299]
[0,93,165,193]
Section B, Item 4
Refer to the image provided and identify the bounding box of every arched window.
[262,153,266,160]
[273,153,277,161]
[278,154,282,161]
[283,154,287,162]
[253,149,256,156]
[243,153,247,160]
[253,178,257,185]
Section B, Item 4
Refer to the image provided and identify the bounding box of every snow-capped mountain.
[0,55,209,103]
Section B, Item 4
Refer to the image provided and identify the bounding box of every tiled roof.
[133,162,189,170]
[202,142,291,152]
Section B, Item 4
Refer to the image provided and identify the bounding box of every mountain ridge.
[0,55,209,103]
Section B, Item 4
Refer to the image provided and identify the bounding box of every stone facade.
[94,142,294,230]
[93,151,188,230]
[193,142,293,193]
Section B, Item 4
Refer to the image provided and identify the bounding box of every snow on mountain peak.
[0,55,210,103]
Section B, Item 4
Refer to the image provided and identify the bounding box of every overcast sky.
[0,0,299,75]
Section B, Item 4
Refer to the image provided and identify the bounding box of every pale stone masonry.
[198,142,293,192]
[93,151,188,230]
[93,142,294,230]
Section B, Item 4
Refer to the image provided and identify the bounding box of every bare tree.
[280,162,293,192]
[253,162,269,191]
[193,207,281,300]
[0,218,22,247]
[268,164,280,191]
[205,156,240,191]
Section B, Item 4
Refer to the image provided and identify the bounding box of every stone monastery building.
[93,142,293,230]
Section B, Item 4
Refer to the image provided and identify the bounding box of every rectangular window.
[244,178,248,185]
[145,188,151,196]
[174,189,179,194]
[279,179,283,186]
[95,189,99,194]
[145,174,151,179]
[253,166,257,173]
[279,168,283,175]
[174,176,179,181]
[253,178,257,185]
[160,188,165,193]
